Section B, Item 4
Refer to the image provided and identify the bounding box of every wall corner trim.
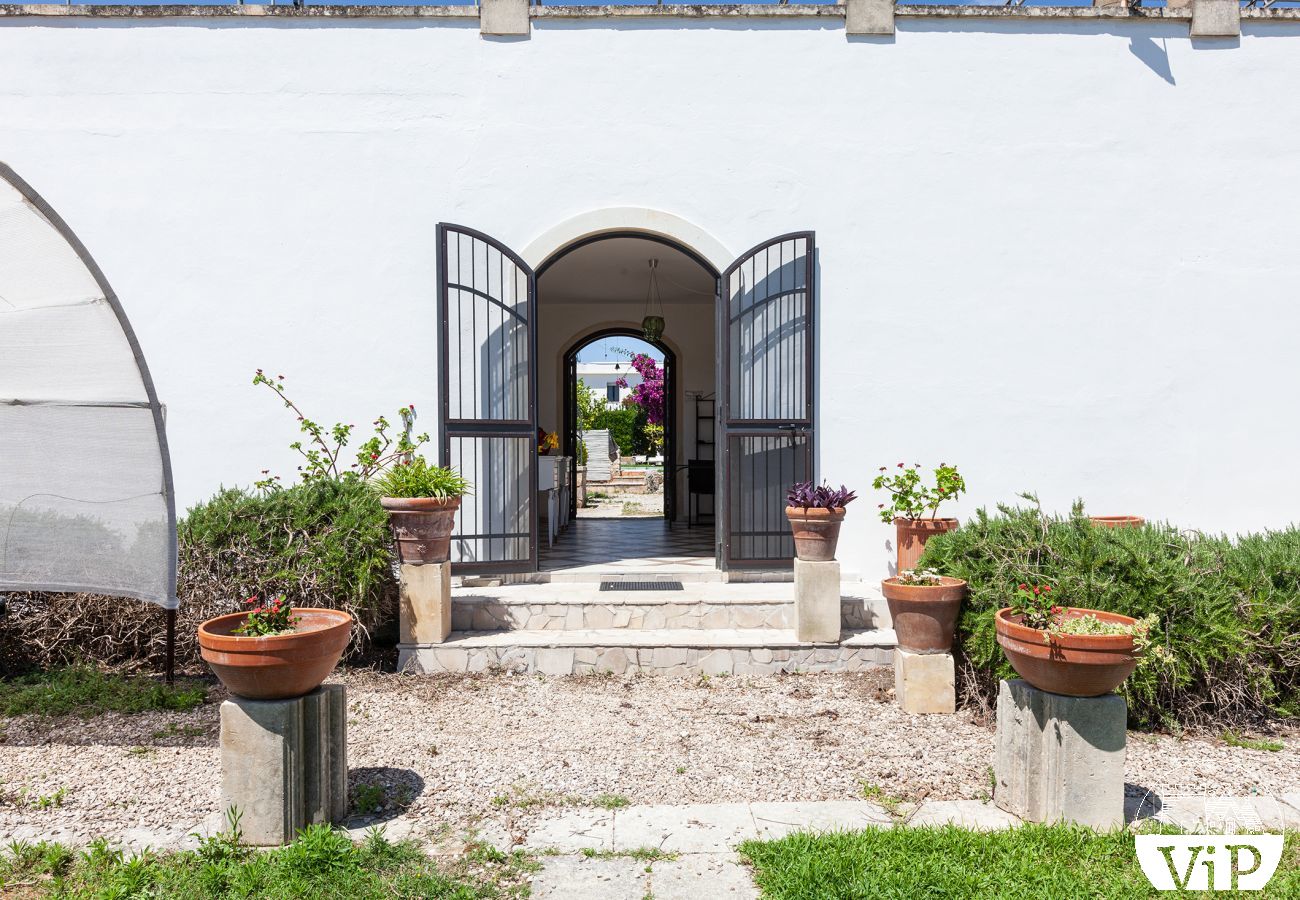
[1191,0,1240,37]
[846,0,894,35]
[481,0,529,37]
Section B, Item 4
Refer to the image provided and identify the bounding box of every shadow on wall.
[1129,35,1175,85]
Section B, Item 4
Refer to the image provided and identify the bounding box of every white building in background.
[577,362,642,411]
[3,3,1299,577]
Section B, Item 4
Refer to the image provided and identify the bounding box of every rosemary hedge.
[918,498,1300,730]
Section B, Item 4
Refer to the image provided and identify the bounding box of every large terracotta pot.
[1089,515,1145,529]
[380,496,461,565]
[881,576,967,653]
[786,507,847,562]
[894,517,959,572]
[994,607,1141,698]
[198,608,353,701]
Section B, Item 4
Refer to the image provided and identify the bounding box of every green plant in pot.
[995,582,1166,697]
[375,457,472,566]
[880,569,968,654]
[197,594,353,701]
[873,463,966,573]
[785,481,857,562]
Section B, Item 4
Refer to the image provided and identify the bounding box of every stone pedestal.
[220,685,347,846]
[399,562,452,645]
[793,558,841,643]
[894,649,956,714]
[995,679,1126,830]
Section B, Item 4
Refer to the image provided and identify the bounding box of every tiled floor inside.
[540,517,716,573]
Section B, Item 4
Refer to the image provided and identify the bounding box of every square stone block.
[894,649,956,715]
[220,685,348,846]
[995,679,1126,830]
[399,562,451,645]
[794,558,841,644]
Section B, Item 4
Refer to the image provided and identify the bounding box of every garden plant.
[919,494,1300,729]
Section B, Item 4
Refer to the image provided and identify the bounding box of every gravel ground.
[0,670,1296,847]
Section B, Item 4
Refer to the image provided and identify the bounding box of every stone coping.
[3,3,1298,20]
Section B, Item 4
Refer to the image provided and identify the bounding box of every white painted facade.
[3,13,1300,578]
[577,362,641,411]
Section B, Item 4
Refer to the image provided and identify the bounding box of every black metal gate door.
[437,224,537,573]
[718,233,815,569]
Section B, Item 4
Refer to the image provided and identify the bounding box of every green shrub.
[918,496,1300,730]
[592,407,640,455]
[0,479,396,672]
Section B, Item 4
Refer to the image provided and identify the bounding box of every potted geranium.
[198,595,352,700]
[785,481,856,562]
[873,463,966,572]
[880,569,967,653]
[376,457,472,565]
[995,583,1162,697]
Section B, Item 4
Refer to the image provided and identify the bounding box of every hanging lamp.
[641,258,665,343]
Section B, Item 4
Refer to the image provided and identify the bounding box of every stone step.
[398,627,896,676]
[450,582,889,633]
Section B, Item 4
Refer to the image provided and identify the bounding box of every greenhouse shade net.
[0,163,178,610]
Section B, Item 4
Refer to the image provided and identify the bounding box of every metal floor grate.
[599,580,685,592]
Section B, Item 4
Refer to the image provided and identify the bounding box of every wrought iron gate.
[718,232,816,569]
[437,224,537,572]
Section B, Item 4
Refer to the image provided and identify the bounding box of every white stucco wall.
[3,15,1299,578]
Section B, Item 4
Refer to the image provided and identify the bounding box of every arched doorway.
[537,233,717,573]
[436,219,816,576]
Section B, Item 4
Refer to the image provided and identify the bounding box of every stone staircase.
[398,581,897,676]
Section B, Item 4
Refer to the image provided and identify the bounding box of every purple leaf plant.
[786,480,857,510]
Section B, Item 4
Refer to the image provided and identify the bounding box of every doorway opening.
[436,218,816,577]
[537,234,718,573]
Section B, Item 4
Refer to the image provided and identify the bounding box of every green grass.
[738,824,1300,899]
[0,665,207,718]
[0,820,535,899]
[1222,729,1286,752]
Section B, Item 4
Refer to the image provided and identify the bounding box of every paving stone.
[649,852,758,899]
[614,803,757,853]
[906,799,1020,830]
[750,800,891,840]
[531,856,645,900]
[523,809,614,852]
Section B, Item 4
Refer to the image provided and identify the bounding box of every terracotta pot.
[786,507,847,562]
[894,517,959,572]
[198,608,353,700]
[994,607,1141,698]
[380,496,461,564]
[1089,515,1145,529]
[881,576,967,653]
